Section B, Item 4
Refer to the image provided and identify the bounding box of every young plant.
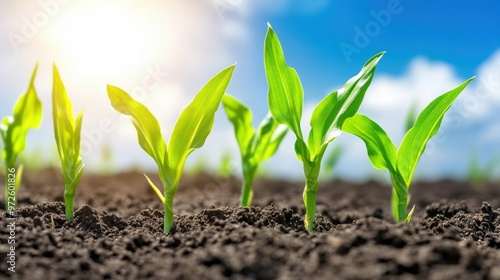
[108,65,235,234]
[222,94,287,206]
[342,78,474,222]
[320,145,343,179]
[52,64,85,221]
[1,64,42,210]
[467,151,500,187]
[264,24,384,232]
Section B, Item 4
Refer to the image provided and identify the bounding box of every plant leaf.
[342,114,397,171]
[167,65,235,179]
[144,174,165,204]
[253,114,288,162]
[222,94,255,159]
[1,64,42,166]
[264,24,304,138]
[397,77,474,185]
[107,85,167,167]
[308,52,385,158]
[52,64,85,188]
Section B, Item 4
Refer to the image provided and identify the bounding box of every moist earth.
[0,169,499,279]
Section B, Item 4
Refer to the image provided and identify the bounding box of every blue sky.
[0,0,499,181]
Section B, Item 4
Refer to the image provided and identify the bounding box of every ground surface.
[0,169,499,279]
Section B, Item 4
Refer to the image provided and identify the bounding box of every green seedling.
[108,65,235,234]
[467,151,500,187]
[404,101,418,133]
[1,64,42,210]
[343,78,474,222]
[52,64,85,221]
[222,94,287,206]
[321,145,343,179]
[264,24,383,232]
[217,152,232,179]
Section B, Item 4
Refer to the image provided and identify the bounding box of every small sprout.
[222,94,288,206]
[108,65,235,234]
[342,77,474,222]
[468,151,500,187]
[1,64,43,210]
[404,101,418,133]
[321,145,343,179]
[264,24,383,231]
[52,64,85,221]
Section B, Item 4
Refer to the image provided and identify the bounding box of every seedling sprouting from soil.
[108,65,235,234]
[342,78,474,222]
[1,64,42,210]
[264,24,383,232]
[52,64,85,221]
[222,94,287,206]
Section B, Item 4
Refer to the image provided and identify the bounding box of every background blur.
[0,0,499,182]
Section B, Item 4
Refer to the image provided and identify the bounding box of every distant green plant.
[467,151,500,187]
[217,152,233,179]
[320,145,343,179]
[343,78,474,222]
[264,24,383,232]
[1,64,42,210]
[108,65,235,234]
[222,94,287,206]
[404,102,418,133]
[52,64,85,221]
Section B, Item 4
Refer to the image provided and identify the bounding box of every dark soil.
[1,169,499,279]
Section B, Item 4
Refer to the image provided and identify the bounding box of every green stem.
[390,173,408,222]
[240,180,253,207]
[303,179,318,232]
[164,193,174,234]
[64,191,74,221]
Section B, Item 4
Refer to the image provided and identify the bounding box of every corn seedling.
[1,64,42,210]
[217,152,233,179]
[404,101,418,133]
[264,24,383,232]
[342,78,474,222]
[108,65,235,234]
[52,65,85,221]
[321,145,343,179]
[222,94,288,206]
[467,151,500,187]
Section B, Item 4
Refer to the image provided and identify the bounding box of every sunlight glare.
[51,4,148,76]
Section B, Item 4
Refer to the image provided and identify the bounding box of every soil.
[0,168,499,279]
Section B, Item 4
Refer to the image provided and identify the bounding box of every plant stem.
[390,173,408,222]
[64,190,74,221]
[164,193,174,234]
[240,180,253,207]
[303,179,318,232]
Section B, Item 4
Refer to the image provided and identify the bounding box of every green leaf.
[144,174,165,204]
[1,64,43,167]
[397,77,474,185]
[107,84,167,167]
[168,65,235,180]
[264,24,304,138]
[342,114,397,171]
[308,52,385,158]
[222,94,255,159]
[253,114,288,162]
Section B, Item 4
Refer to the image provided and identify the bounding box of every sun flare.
[50,4,149,75]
